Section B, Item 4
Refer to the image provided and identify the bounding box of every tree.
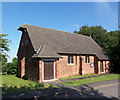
[74,25,107,51]
[0,31,10,74]
[75,25,119,73]
[6,57,18,75]
[105,31,119,73]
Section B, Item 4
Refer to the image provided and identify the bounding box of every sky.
[2,2,118,62]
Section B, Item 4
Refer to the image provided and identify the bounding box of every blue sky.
[2,2,118,62]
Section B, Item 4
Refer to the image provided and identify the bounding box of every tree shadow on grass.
[1,84,119,100]
[1,82,45,98]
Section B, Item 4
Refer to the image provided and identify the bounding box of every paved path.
[44,73,109,86]
[95,83,119,99]
[50,79,120,99]
[2,79,120,100]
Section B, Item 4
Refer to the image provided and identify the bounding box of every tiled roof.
[18,24,109,60]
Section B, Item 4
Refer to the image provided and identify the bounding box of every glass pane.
[100,61,103,72]
[85,56,87,63]
[68,56,70,64]
[88,56,90,63]
[71,56,73,64]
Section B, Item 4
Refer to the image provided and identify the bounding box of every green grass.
[1,75,59,95]
[59,74,99,80]
[61,74,120,86]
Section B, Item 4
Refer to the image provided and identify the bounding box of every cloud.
[71,24,81,32]
[72,24,80,28]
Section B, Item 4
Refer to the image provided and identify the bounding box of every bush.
[3,58,18,75]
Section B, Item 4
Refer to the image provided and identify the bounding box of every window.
[100,61,104,72]
[68,55,74,64]
[85,56,90,63]
[76,56,77,65]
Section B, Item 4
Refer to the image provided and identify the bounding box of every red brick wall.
[25,60,39,81]
[38,60,43,83]
[17,31,39,82]
[57,55,80,78]
[57,55,96,78]
[57,55,110,79]
[106,61,110,73]
[55,60,59,80]
[81,56,95,75]
[98,60,110,74]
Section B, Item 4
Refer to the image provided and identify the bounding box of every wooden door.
[94,57,98,74]
[44,61,54,80]
[79,56,82,75]
[94,65,98,74]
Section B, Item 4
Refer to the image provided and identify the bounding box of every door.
[94,65,98,74]
[94,57,98,74]
[44,61,54,80]
[79,56,82,75]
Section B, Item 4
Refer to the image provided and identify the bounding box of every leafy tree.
[0,32,10,74]
[105,31,119,73]
[6,57,18,75]
[75,25,119,73]
[74,25,107,51]
[1,55,8,74]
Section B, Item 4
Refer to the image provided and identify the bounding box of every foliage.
[0,33,10,53]
[0,31,10,74]
[6,57,18,75]
[61,74,120,86]
[1,55,7,74]
[74,25,119,73]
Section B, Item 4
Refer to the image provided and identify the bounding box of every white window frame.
[68,55,74,65]
[85,56,90,64]
[42,61,56,82]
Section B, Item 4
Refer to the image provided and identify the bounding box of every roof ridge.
[36,45,43,54]
[20,23,89,38]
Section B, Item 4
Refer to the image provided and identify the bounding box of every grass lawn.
[61,74,120,86]
[59,74,99,80]
[1,75,58,95]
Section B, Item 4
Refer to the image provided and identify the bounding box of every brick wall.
[81,56,95,75]
[57,55,96,78]
[57,55,109,78]
[17,30,39,81]
[57,55,80,78]
[38,60,43,83]
[98,60,110,74]
[106,61,110,73]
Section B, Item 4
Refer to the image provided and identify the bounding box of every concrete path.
[50,79,119,99]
